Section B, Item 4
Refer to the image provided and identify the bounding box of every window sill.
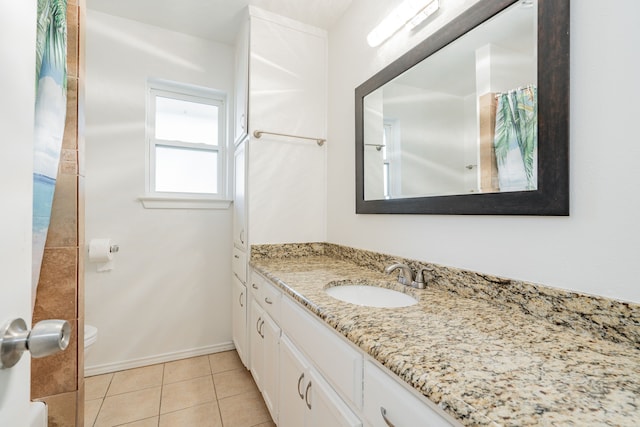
[139,195,232,210]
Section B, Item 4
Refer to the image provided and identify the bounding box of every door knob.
[0,318,71,369]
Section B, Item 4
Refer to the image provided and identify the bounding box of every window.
[142,79,229,209]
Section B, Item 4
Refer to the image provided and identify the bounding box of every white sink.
[325,284,418,308]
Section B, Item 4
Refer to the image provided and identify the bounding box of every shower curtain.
[493,85,537,191]
[32,0,67,301]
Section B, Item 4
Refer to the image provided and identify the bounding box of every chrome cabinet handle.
[264,297,273,305]
[297,372,305,399]
[259,320,265,338]
[252,283,258,290]
[239,292,244,308]
[305,381,312,410]
[380,407,395,427]
[256,317,262,335]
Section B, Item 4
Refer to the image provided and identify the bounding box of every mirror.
[355,0,569,215]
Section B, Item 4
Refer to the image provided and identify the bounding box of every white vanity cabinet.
[280,335,362,427]
[249,271,282,423]
[231,275,247,366]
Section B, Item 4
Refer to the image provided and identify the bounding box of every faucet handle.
[414,267,433,289]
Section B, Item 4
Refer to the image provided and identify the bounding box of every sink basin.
[325,284,418,308]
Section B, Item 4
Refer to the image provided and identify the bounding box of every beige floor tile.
[163,355,211,384]
[213,368,258,399]
[208,350,244,374]
[253,422,277,427]
[84,398,102,426]
[218,391,272,427]
[108,364,164,396]
[118,417,159,426]
[159,402,222,427]
[85,373,113,400]
[160,375,216,414]
[94,387,161,427]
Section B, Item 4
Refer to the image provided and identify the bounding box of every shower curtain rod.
[494,84,536,98]
[253,130,325,146]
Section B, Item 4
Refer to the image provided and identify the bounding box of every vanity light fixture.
[367,0,439,47]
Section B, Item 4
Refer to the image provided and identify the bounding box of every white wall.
[85,11,235,373]
[327,0,640,303]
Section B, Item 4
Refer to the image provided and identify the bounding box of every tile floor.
[84,350,275,427]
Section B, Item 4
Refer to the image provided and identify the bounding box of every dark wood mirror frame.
[355,0,569,215]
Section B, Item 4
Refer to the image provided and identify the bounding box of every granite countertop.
[250,246,640,426]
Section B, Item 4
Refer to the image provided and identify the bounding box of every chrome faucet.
[384,262,428,289]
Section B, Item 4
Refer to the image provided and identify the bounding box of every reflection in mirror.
[364,1,537,200]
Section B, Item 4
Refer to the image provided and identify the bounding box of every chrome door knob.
[0,318,71,369]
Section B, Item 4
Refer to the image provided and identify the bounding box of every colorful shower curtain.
[493,85,537,192]
[32,0,67,299]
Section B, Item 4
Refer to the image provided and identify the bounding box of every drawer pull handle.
[259,320,265,338]
[252,283,258,290]
[234,254,240,259]
[380,407,395,427]
[305,381,312,410]
[264,297,273,305]
[297,373,305,399]
[239,292,244,308]
[256,317,262,335]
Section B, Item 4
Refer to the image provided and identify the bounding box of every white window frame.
[140,79,230,209]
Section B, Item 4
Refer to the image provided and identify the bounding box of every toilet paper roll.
[89,238,114,263]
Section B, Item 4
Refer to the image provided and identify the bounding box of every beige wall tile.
[62,77,78,150]
[31,318,78,398]
[160,376,216,415]
[208,350,244,374]
[94,387,161,427]
[33,248,77,320]
[107,364,164,396]
[45,174,78,247]
[163,355,211,384]
[37,391,77,427]
[67,5,79,78]
[159,402,222,427]
[213,368,257,399]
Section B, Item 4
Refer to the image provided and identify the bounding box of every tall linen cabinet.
[231,3,328,403]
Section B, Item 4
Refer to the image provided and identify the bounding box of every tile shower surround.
[250,242,640,425]
[31,0,86,425]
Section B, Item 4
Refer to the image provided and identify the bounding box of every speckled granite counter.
[250,243,640,426]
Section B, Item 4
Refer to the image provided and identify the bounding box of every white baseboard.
[84,341,236,377]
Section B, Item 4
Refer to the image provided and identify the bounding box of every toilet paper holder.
[0,318,71,369]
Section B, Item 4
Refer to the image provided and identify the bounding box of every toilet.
[84,324,98,355]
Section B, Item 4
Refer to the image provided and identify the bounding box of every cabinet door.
[308,370,362,427]
[233,17,249,143]
[231,276,247,367]
[262,313,280,422]
[249,299,264,388]
[279,336,309,427]
[233,140,246,250]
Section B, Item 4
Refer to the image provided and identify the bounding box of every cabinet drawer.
[363,361,459,427]
[251,270,282,323]
[232,248,246,283]
[281,296,362,409]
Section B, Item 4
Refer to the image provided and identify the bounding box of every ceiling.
[86,0,353,44]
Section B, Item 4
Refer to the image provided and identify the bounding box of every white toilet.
[84,324,98,356]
